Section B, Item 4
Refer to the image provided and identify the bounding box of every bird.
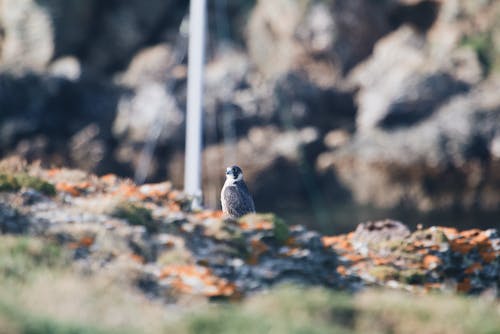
[221,165,255,219]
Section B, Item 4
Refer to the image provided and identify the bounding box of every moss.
[461,32,500,75]
[272,215,290,245]
[399,269,426,285]
[0,173,55,196]
[112,202,156,233]
[368,265,399,282]
[0,174,18,192]
[14,174,56,196]
[238,213,290,244]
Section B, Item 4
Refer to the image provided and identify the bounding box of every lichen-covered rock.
[323,221,500,295]
[1,162,499,300]
[0,161,347,300]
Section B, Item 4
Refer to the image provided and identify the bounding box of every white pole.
[184,0,206,208]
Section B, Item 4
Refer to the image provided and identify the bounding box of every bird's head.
[225,165,243,182]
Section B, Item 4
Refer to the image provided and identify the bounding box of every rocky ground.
[0,158,498,303]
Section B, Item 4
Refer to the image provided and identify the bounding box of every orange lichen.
[373,257,393,266]
[284,248,302,257]
[168,203,181,212]
[167,190,182,200]
[285,237,297,247]
[437,226,459,239]
[195,211,224,220]
[250,239,269,256]
[76,181,91,189]
[321,235,342,247]
[423,255,441,269]
[79,236,94,247]
[67,235,95,249]
[450,239,475,254]
[342,253,366,263]
[113,184,146,200]
[336,265,347,276]
[100,174,118,185]
[459,229,481,238]
[47,168,61,177]
[160,265,237,297]
[56,182,81,196]
[479,251,497,263]
[321,235,353,252]
[139,182,172,199]
[457,278,471,293]
[66,242,79,250]
[130,254,145,264]
[464,262,483,274]
[239,220,273,231]
[471,232,489,244]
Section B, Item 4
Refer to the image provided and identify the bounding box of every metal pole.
[184,0,206,208]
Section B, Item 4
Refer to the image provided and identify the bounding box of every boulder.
[247,0,390,78]
[318,76,500,211]
[0,0,54,73]
[349,26,474,132]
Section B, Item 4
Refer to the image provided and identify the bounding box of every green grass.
[112,202,156,233]
[271,215,290,244]
[0,236,159,334]
[0,301,122,334]
[0,237,498,334]
[166,285,500,334]
[461,32,500,75]
[181,286,355,334]
[0,173,56,196]
[0,236,64,283]
[0,236,121,334]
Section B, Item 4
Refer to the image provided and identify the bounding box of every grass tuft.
[0,236,64,283]
[271,215,290,244]
[0,173,56,196]
[112,202,156,233]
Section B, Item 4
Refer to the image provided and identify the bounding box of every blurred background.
[0,0,499,233]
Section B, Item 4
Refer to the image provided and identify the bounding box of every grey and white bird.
[221,165,255,219]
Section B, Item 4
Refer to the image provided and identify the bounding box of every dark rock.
[0,201,29,234]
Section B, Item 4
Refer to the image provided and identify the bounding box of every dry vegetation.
[0,235,498,334]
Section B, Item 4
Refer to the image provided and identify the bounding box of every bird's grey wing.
[238,182,256,212]
[223,186,255,218]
